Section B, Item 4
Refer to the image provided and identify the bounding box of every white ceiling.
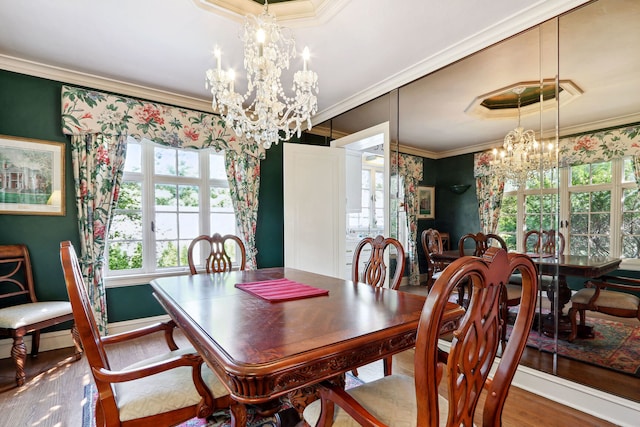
[2,0,636,158]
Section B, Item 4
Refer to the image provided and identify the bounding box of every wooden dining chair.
[303,248,538,427]
[420,228,448,290]
[456,232,508,307]
[187,233,246,274]
[351,235,406,377]
[0,244,82,386]
[60,241,231,426]
[568,275,640,342]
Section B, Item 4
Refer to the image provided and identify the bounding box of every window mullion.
[610,158,623,258]
[143,141,156,273]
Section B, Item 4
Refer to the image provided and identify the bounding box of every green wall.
[0,70,284,322]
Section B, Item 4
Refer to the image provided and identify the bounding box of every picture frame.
[418,186,435,219]
[0,135,65,216]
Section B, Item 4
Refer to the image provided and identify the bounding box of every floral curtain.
[634,156,640,188]
[61,86,265,159]
[393,153,423,286]
[474,150,505,233]
[225,150,261,269]
[70,134,127,333]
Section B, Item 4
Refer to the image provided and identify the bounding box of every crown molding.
[192,0,350,27]
[0,54,213,112]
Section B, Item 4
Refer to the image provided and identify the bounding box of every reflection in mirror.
[309,0,640,408]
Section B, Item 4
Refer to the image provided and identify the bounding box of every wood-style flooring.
[0,324,627,427]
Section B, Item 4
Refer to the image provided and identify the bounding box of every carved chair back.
[459,231,508,257]
[353,235,405,290]
[187,233,246,275]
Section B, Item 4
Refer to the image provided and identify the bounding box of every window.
[497,156,640,268]
[106,137,235,284]
[347,164,385,234]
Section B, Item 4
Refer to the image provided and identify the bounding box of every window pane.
[590,191,610,212]
[156,212,178,239]
[156,241,179,268]
[178,185,199,210]
[155,184,177,208]
[109,213,142,240]
[178,150,199,178]
[571,164,589,186]
[623,157,636,183]
[124,140,142,173]
[591,162,612,184]
[210,152,227,180]
[570,213,588,234]
[179,213,200,239]
[108,241,142,270]
[117,181,142,210]
[211,187,232,209]
[210,212,236,235]
[155,146,177,176]
[570,235,588,255]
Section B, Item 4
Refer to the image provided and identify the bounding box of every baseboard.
[0,314,171,359]
[438,340,640,427]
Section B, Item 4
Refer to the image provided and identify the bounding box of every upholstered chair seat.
[570,288,639,311]
[0,301,73,329]
[115,346,229,422]
[303,373,450,427]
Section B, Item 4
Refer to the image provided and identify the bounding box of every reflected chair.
[351,235,406,377]
[187,233,246,274]
[420,228,448,290]
[0,244,82,386]
[568,275,640,342]
[457,232,508,306]
[60,241,231,426]
[303,248,538,427]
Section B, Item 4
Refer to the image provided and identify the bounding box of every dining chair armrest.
[101,320,179,350]
[586,276,640,293]
[92,352,203,384]
[316,381,388,427]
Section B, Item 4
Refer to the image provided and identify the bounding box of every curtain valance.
[61,85,265,159]
[474,124,640,177]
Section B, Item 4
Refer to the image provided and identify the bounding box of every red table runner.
[235,278,329,302]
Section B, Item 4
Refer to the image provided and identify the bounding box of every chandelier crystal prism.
[206,0,319,149]
[491,86,556,187]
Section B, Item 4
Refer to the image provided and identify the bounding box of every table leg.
[229,401,248,427]
[542,274,573,338]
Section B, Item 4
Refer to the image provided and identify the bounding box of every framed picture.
[418,186,435,219]
[0,135,65,216]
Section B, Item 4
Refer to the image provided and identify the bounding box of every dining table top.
[150,267,464,404]
[433,249,621,277]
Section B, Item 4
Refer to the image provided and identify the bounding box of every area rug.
[82,373,364,427]
[508,313,640,377]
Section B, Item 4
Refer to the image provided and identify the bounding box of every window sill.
[105,268,190,288]
[618,258,640,271]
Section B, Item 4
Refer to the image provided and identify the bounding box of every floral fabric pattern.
[225,151,261,269]
[392,153,423,286]
[476,174,505,234]
[61,85,265,160]
[71,134,127,333]
[474,124,640,177]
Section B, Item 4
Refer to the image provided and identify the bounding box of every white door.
[283,143,345,278]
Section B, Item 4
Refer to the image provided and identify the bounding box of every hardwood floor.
[400,284,640,403]
[0,327,625,427]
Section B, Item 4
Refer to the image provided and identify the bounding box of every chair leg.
[383,356,392,376]
[30,330,41,357]
[71,325,84,360]
[567,307,578,342]
[11,335,27,386]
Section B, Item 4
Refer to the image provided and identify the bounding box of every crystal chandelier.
[206,1,319,149]
[491,87,556,187]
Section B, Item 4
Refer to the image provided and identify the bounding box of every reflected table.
[151,267,464,426]
[432,251,621,338]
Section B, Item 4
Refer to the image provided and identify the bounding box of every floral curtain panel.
[476,174,505,234]
[225,151,261,269]
[393,153,423,286]
[70,134,127,333]
[61,85,265,159]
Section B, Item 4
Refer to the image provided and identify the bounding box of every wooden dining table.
[151,267,464,426]
[432,249,621,338]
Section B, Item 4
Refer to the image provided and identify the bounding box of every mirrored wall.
[311,0,640,404]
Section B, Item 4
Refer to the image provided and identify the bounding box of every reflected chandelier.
[206,0,319,149]
[491,87,556,187]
